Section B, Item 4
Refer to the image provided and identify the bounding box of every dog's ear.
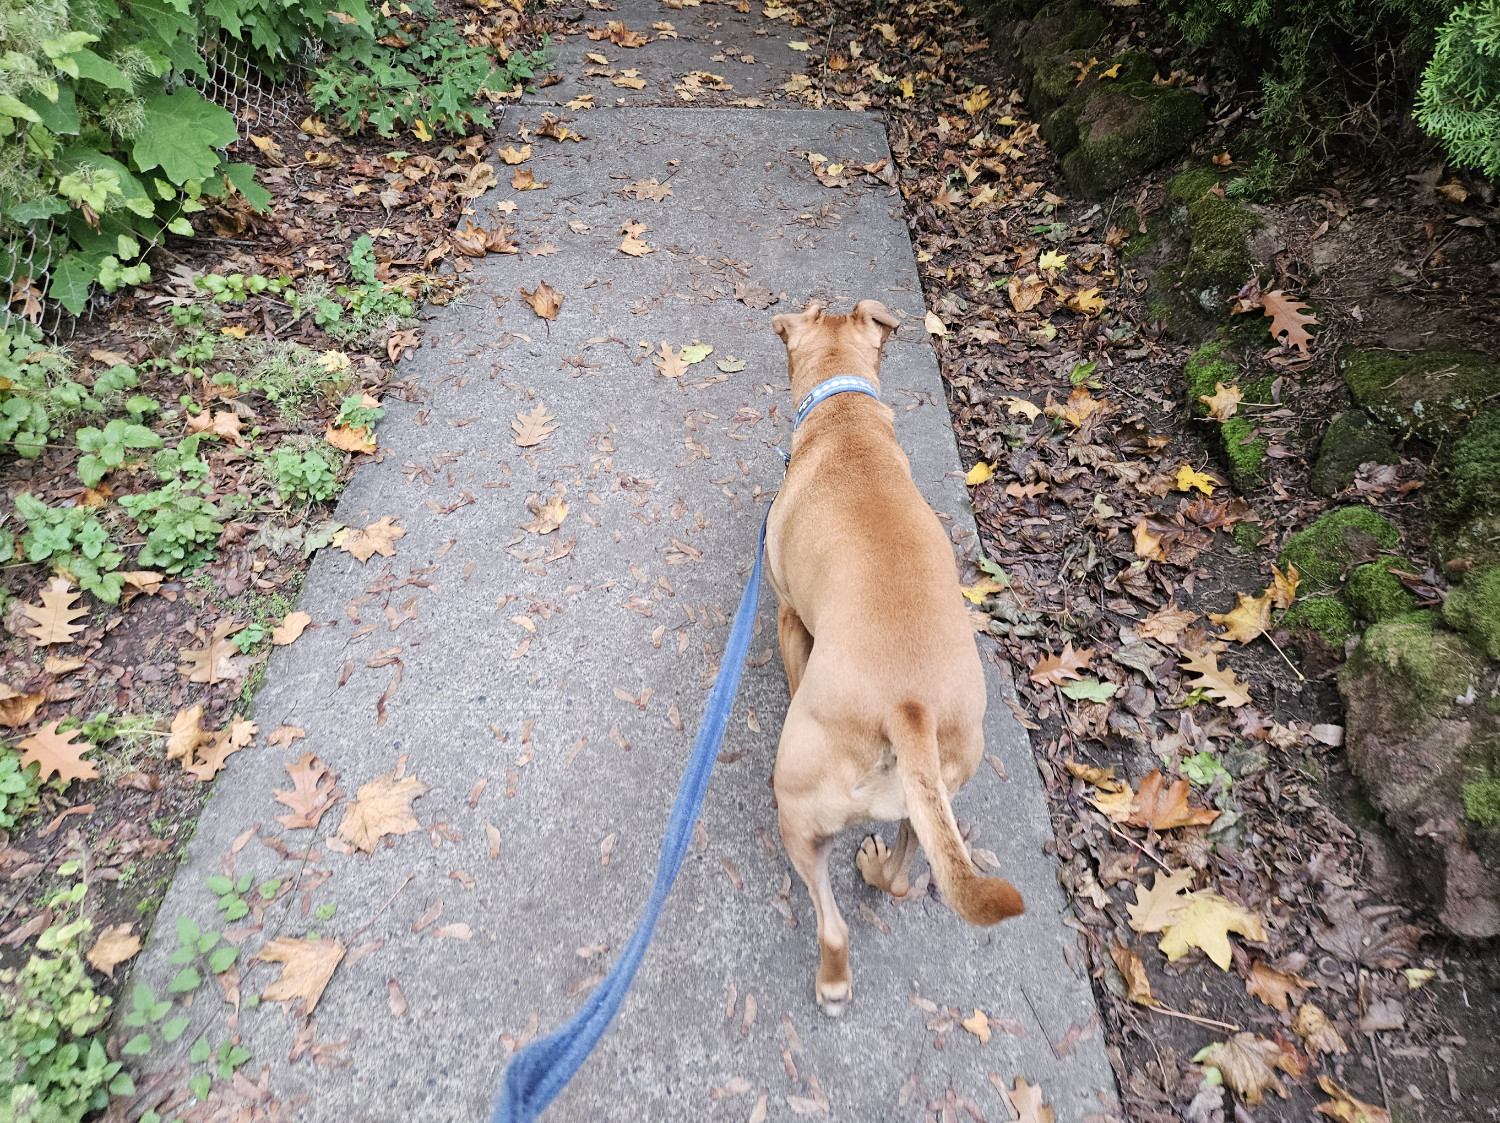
[772,301,823,349]
[851,300,900,348]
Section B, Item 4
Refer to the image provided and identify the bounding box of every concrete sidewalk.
[128,21,1114,1122]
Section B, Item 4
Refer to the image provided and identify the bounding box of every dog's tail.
[890,702,1024,926]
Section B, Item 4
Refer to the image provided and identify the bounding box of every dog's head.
[772,300,900,369]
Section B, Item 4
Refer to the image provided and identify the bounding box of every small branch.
[1146,1002,1240,1033]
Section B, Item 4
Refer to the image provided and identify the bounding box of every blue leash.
[492,376,879,1123]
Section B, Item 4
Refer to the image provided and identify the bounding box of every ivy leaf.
[133,90,237,183]
[1060,678,1118,703]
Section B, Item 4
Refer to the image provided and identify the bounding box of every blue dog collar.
[777,375,880,464]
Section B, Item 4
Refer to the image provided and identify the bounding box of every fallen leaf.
[1197,1033,1291,1105]
[337,766,431,853]
[960,576,1005,604]
[627,177,672,202]
[653,342,690,379]
[178,618,244,685]
[166,705,210,762]
[1138,605,1200,645]
[272,611,312,645]
[187,409,245,446]
[1128,771,1220,830]
[1198,382,1243,421]
[733,281,779,309]
[1159,892,1267,968]
[1109,942,1158,1006]
[334,517,407,563]
[512,402,559,447]
[961,1007,991,1043]
[1175,464,1217,496]
[22,578,86,646]
[924,310,948,336]
[433,923,472,940]
[520,490,568,535]
[0,685,43,727]
[1269,563,1299,609]
[1293,1002,1348,1059]
[964,461,993,485]
[497,144,531,164]
[388,978,409,1016]
[1030,641,1093,685]
[511,167,547,190]
[1038,249,1068,270]
[266,725,305,749]
[386,328,421,362]
[619,219,652,256]
[1180,649,1253,707]
[1260,290,1319,354]
[1126,868,1196,932]
[1132,519,1168,562]
[1316,1075,1389,1123]
[251,937,346,1014]
[1088,783,1137,823]
[1000,1076,1054,1123]
[1001,396,1041,421]
[181,717,256,782]
[1046,387,1111,427]
[43,655,88,675]
[325,423,376,454]
[519,282,562,320]
[86,923,141,977]
[275,753,345,830]
[18,721,97,784]
[1208,589,1274,644]
[1007,273,1046,312]
[1245,961,1316,1011]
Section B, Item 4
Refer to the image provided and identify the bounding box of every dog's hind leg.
[781,823,851,1014]
[777,602,814,697]
[855,819,919,898]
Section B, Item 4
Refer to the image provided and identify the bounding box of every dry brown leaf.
[120,571,163,598]
[1270,563,1299,609]
[627,177,672,202]
[1199,1033,1292,1105]
[519,282,562,320]
[653,342,689,378]
[1063,759,1121,791]
[86,923,141,978]
[387,328,421,363]
[1137,605,1200,644]
[1132,519,1168,562]
[325,423,376,454]
[497,143,531,164]
[166,705,210,762]
[1000,1076,1054,1123]
[511,167,547,190]
[1208,589,1273,644]
[1088,783,1137,822]
[388,978,409,1017]
[1030,641,1093,685]
[337,767,431,853]
[1294,1003,1348,1059]
[1261,290,1318,354]
[335,517,406,563]
[251,937,346,1014]
[1198,382,1243,421]
[512,402,558,447]
[272,611,312,646]
[1245,960,1316,1011]
[1007,273,1046,313]
[1316,1076,1389,1123]
[520,489,568,535]
[619,219,652,256]
[266,725,305,749]
[1046,387,1112,427]
[1128,771,1220,831]
[187,409,245,446]
[22,578,86,646]
[18,721,97,784]
[1109,942,1158,1006]
[961,1007,991,1043]
[451,219,490,257]
[1159,892,1267,968]
[43,655,87,675]
[0,685,43,728]
[275,753,345,830]
[1126,868,1195,933]
[181,717,257,782]
[177,618,243,684]
[1180,649,1253,707]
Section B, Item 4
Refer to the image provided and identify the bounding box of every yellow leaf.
[411,118,433,142]
[1132,519,1167,562]
[325,423,376,454]
[924,310,948,336]
[960,576,1005,604]
[961,1007,991,1043]
[337,767,430,853]
[219,325,249,339]
[1066,287,1106,315]
[1157,891,1267,969]
[1179,648,1253,707]
[1208,589,1273,644]
[1088,784,1137,823]
[1038,249,1068,270]
[1403,967,1434,989]
[299,116,328,137]
[251,937,347,1014]
[1316,1075,1390,1123]
[1175,464,1216,495]
[272,611,312,646]
[86,923,142,978]
[964,461,993,486]
[1269,563,1299,609]
[1109,942,1157,1006]
[1198,381,1243,421]
[962,86,992,114]
[788,40,810,51]
[1099,62,1121,78]
[1126,868,1195,932]
[899,76,914,99]
[1001,396,1041,421]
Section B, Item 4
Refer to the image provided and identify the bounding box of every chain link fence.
[1,31,309,340]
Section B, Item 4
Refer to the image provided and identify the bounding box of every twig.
[1018,983,1059,1058]
[1262,628,1305,682]
[351,872,415,941]
[1106,823,1173,873]
[1146,1002,1240,1033]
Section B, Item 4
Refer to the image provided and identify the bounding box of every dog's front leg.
[776,602,814,697]
[780,815,852,1014]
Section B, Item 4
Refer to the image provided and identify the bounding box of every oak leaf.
[653,342,690,378]
[166,705,211,762]
[1197,1033,1292,1105]
[0,684,43,728]
[1316,1076,1389,1123]
[1245,960,1316,1011]
[335,517,406,563]
[182,717,256,781]
[1198,382,1243,421]
[627,177,672,202]
[251,937,346,1014]
[999,1076,1054,1123]
[1030,641,1093,685]
[512,402,558,447]
[1180,649,1253,707]
[1126,867,1195,933]
[511,167,547,190]
[23,579,87,646]
[86,923,141,977]
[177,618,244,684]
[521,490,568,535]
[386,328,421,363]
[275,753,345,830]
[1138,604,1200,645]
[1159,891,1267,968]
[1208,589,1273,644]
[1128,770,1220,831]
[1109,942,1158,1006]
[18,721,97,784]
[272,611,312,645]
[337,767,430,853]
[266,725,305,748]
[519,282,562,320]
[1261,290,1318,354]
[1293,1002,1348,1059]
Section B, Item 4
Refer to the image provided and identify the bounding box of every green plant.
[308,0,541,137]
[118,480,224,574]
[194,271,287,303]
[150,433,211,486]
[1415,1,1500,176]
[336,391,383,431]
[0,327,88,457]
[271,446,339,504]
[0,872,133,1122]
[0,749,40,832]
[74,416,161,486]
[12,492,125,602]
[229,622,266,653]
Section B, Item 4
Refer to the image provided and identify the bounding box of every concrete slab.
[130,108,1113,1122]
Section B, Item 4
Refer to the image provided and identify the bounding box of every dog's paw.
[855,835,892,891]
[815,977,851,1016]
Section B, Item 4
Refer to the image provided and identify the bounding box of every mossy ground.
[1350,610,1480,710]
[1346,560,1418,623]
[1433,411,1500,568]
[1443,564,1500,661]
[1168,169,1260,313]
[1279,506,1401,592]
[1281,595,1357,645]
[1183,342,1272,491]
[1310,411,1400,497]
[1341,349,1500,437]
[1464,774,1500,827]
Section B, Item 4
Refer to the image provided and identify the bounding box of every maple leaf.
[1198,381,1243,421]
[627,177,672,202]
[166,704,211,762]
[335,517,406,563]
[521,490,569,535]
[999,1076,1054,1123]
[619,219,652,256]
[1175,464,1216,496]
[1245,960,1316,1011]
[177,618,244,684]
[86,923,141,978]
[23,578,87,646]
[511,167,547,190]
[1037,249,1067,270]
[1138,604,1200,645]
[485,223,519,254]
[1088,783,1137,822]
[182,717,256,782]
[960,1007,991,1042]
[519,282,562,321]
[1260,290,1318,354]
[1180,649,1253,707]
[1045,387,1111,427]
[653,342,690,378]
[1108,942,1158,1007]
[121,571,163,598]
[1126,868,1196,933]
[1208,589,1273,644]
[1292,1002,1348,1059]
[1128,770,1220,830]
[272,611,312,646]
[1030,641,1094,685]
[1132,519,1168,562]
[497,143,531,164]
[275,753,345,830]
[512,402,558,447]
[1159,891,1267,968]
[451,219,489,257]
[1316,1076,1389,1123]
[733,281,779,309]
[1007,273,1046,312]
[0,684,43,728]
[1196,1033,1292,1105]
[1269,563,1299,609]
[18,721,97,784]
[1065,287,1106,316]
[325,423,376,454]
[251,937,346,1014]
[337,766,430,853]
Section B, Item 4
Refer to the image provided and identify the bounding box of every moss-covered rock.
[1341,348,1500,438]
[1443,564,1500,661]
[1279,506,1401,593]
[1168,169,1260,314]
[1060,85,1208,199]
[1309,411,1400,497]
[1016,0,1108,114]
[1353,611,1479,709]
[1466,773,1500,826]
[1432,411,1500,569]
[1182,342,1272,492]
[1347,560,1419,623]
[1280,595,1357,645]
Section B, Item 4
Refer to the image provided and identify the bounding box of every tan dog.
[766,300,1024,1014]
